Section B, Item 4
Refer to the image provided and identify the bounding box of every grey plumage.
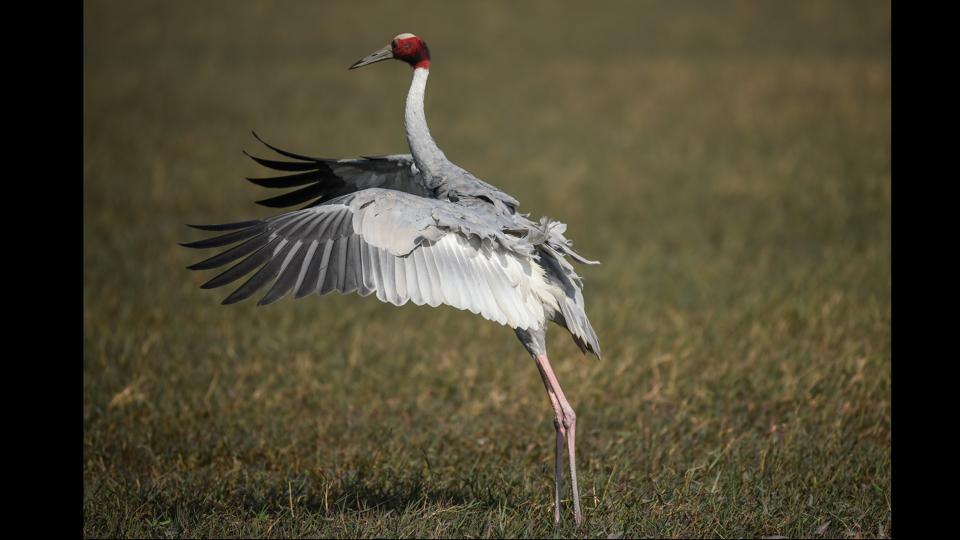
[183,48,600,358]
[182,34,600,526]
[186,176,601,356]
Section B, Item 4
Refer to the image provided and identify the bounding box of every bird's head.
[349,33,431,71]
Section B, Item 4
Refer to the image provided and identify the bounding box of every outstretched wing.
[243,131,434,209]
[182,188,549,330]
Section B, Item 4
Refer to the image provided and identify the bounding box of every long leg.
[535,354,583,526]
[535,358,566,524]
[558,394,581,525]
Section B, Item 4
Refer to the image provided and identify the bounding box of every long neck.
[405,67,446,178]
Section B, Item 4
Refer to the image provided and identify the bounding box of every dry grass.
[84,1,890,537]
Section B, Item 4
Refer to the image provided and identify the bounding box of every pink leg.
[534,358,566,524]
[535,354,583,526]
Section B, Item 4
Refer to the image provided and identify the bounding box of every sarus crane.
[182,33,601,526]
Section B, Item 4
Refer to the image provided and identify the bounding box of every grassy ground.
[83,1,890,537]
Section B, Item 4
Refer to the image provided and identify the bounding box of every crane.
[182,33,601,526]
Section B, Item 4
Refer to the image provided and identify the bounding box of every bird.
[182,33,601,526]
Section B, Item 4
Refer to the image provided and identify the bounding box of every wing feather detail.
[184,189,546,330]
[242,132,432,209]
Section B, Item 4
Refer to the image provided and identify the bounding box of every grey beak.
[349,44,394,70]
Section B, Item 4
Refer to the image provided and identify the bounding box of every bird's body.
[183,33,599,525]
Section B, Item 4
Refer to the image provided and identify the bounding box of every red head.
[349,33,431,71]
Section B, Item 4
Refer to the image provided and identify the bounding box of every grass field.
[83,1,890,537]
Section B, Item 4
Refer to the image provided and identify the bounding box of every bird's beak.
[349,44,394,70]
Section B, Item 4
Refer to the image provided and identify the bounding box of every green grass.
[83,1,890,537]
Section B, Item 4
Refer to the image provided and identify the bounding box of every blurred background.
[84,1,890,537]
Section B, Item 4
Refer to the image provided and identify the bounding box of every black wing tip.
[179,224,267,249]
[249,130,333,162]
[221,292,247,305]
[250,130,284,154]
[185,221,263,232]
[255,198,283,208]
[180,239,209,249]
[218,289,290,306]
[255,198,321,209]
[244,151,274,166]
[255,183,326,208]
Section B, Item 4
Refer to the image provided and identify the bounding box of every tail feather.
[559,294,602,358]
[537,243,602,359]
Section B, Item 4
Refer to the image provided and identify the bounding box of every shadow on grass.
[325,476,492,514]
[225,469,501,517]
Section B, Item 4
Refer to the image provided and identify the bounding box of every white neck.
[405,67,446,178]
